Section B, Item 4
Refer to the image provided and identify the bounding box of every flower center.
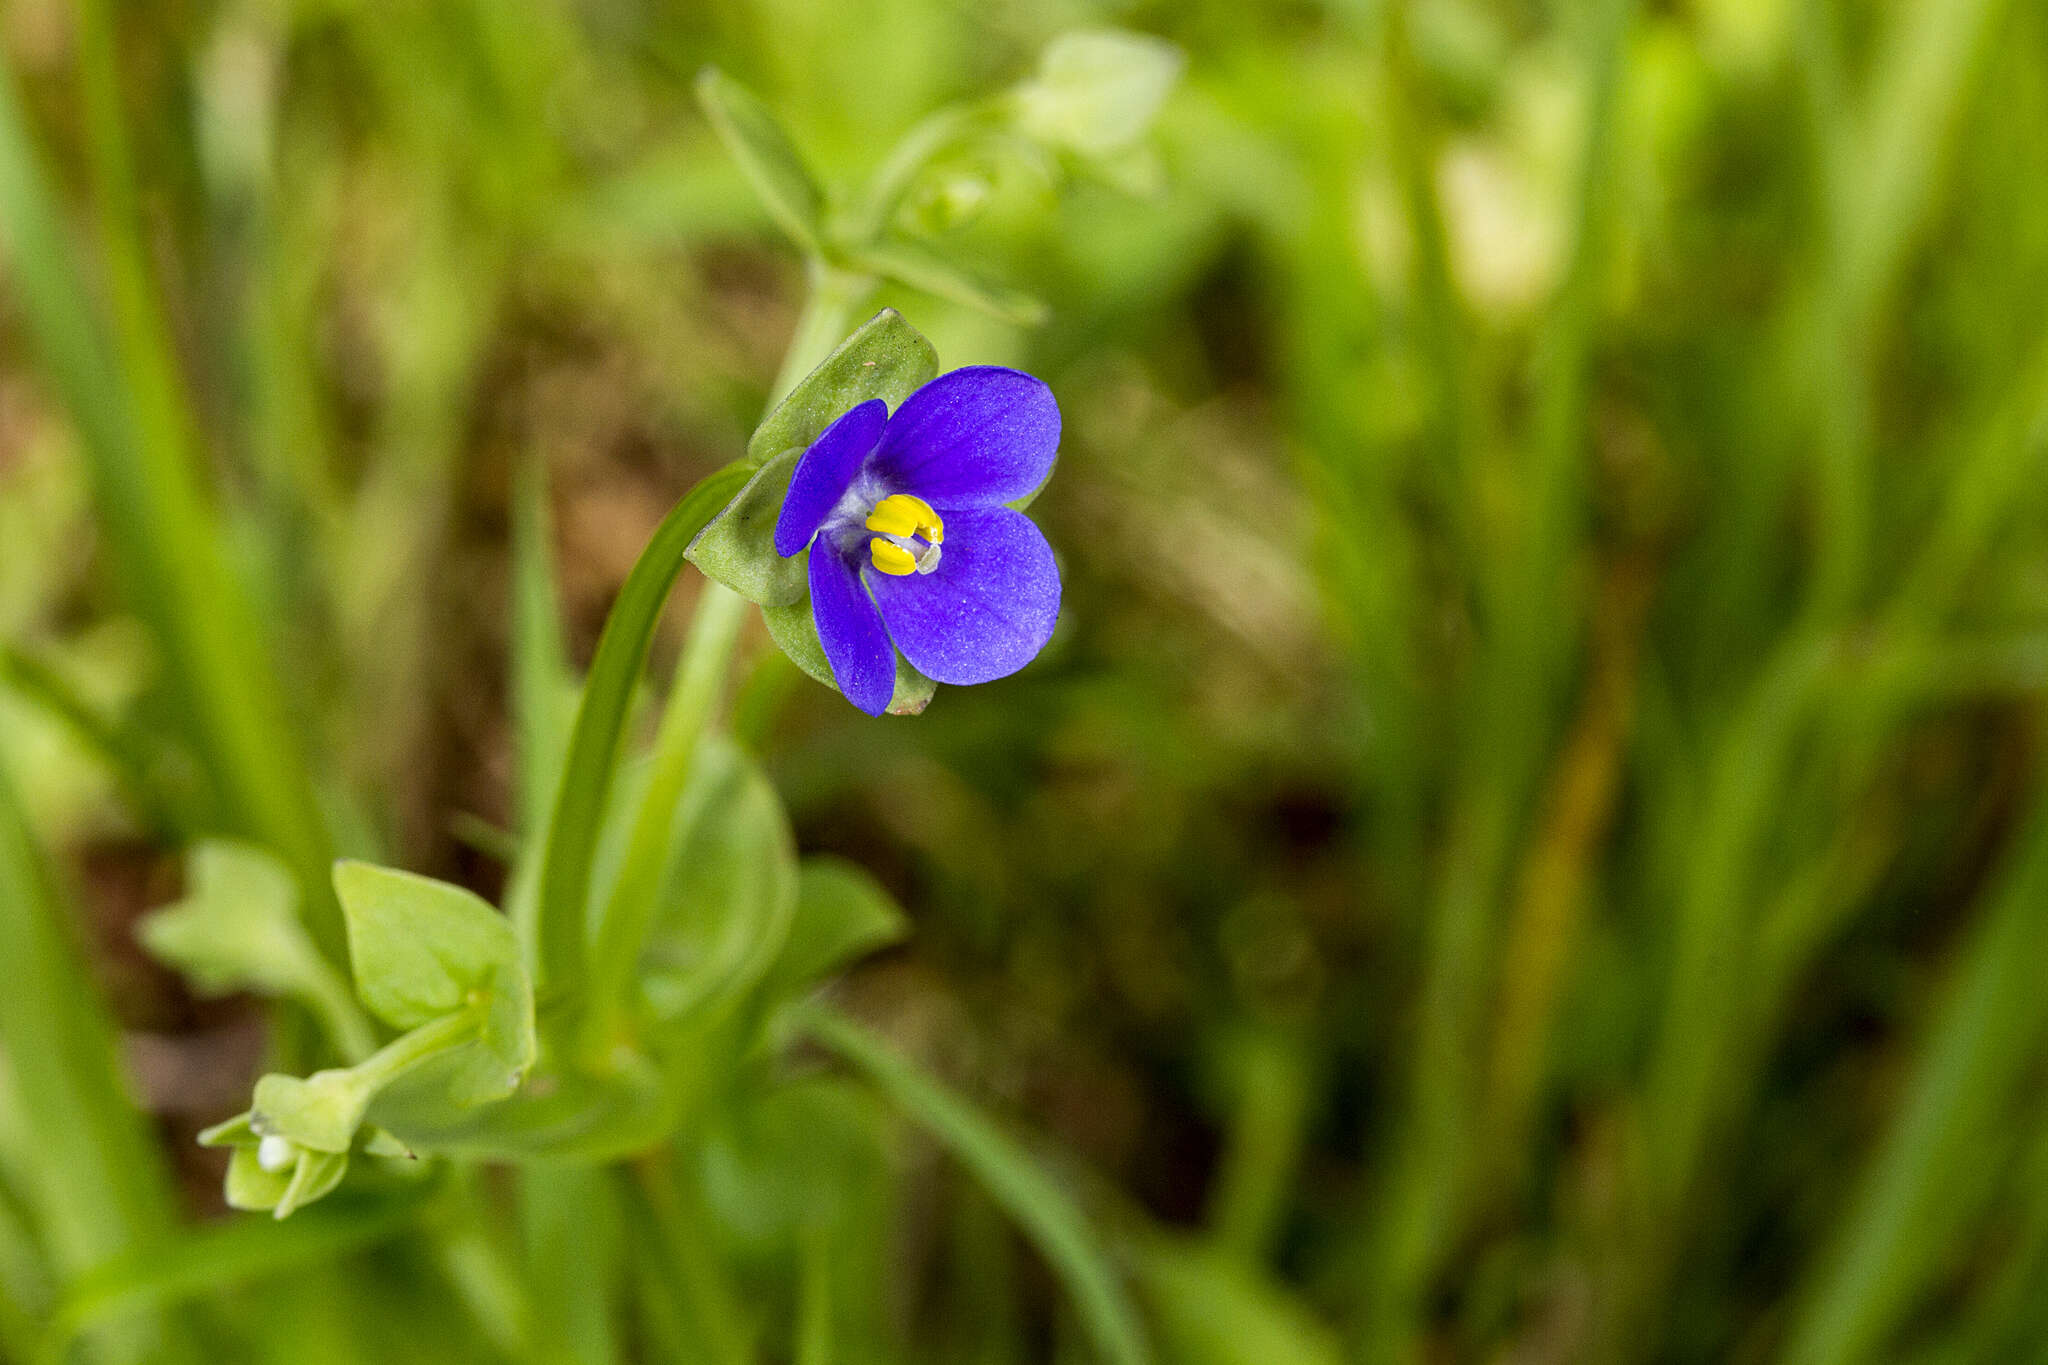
[864,493,945,577]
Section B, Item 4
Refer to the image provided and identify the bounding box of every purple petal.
[868,367,1059,509]
[809,543,896,716]
[774,400,887,557]
[866,507,1059,686]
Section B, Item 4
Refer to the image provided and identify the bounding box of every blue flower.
[773,366,1063,716]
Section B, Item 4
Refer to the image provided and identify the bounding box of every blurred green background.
[3,0,2048,1361]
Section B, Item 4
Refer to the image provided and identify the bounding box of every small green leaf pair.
[684,310,942,714]
[189,860,538,1218]
[694,67,1054,325]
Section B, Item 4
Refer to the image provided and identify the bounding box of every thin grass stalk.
[1775,774,2048,1365]
[1362,2,1637,1354]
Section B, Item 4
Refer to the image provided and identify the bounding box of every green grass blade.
[0,28,334,945]
[37,1192,422,1365]
[0,767,206,1365]
[0,769,175,1272]
[1775,786,2048,1365]
[802,1005,1153,1365]
[519,1164,622,1365]
[1366,0,1637,1350]
[512,456,573,846]
[508,454,573,958]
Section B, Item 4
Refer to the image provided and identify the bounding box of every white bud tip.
[256,1135,297,1172]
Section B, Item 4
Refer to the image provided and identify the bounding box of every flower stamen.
[865,493,944,576]
[865,493,944,545]
[870,540,918,575]
[870,535,943,576]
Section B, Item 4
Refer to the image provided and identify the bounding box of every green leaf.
[700,1077,889,1253]
[1083,144,1167,200]
[333,861,537,1108]
[695,67,825,254]
[274,1149,349,1220]
[1013,30,1184,160]
[196,1112,257,1149]
[334,861,520,1031]
[802,1005,1153,1365]
[371,1057,672,1163]
[762,591,937,716]
[1134,1239,1343,1365]
[222,1138,348,1219]
[747,309,938,466]
[763,857,909,1001]
[223,1146,291,1214]
[640,737,798,1023]
[252,1070,374,1153]
[139,842,305,996]
[40,1187,418,1357]
[854,240,1049,327]
[685,448,808,605]
[453,960,539,1108]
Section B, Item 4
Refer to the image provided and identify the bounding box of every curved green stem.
[769,264,878,407]
[532,463,752,1003]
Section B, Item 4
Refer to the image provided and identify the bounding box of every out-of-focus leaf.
[762,857,909,1001]
[1777,791,2048,1365]
[0,30,335,953]
[0,769,178,1276]
[699,1077,889,1254]
[641,737,798,1023]
[855,240,1049,327]
[509,455,573,845]
[803,1005,1153,1365]
[686,448,808,605]
[1135,1240,1342,1365]
[1013,30,1184,160]
[139,843,373,1059]
[746,309,937,467]
[695,67,825,254]
[1084,145,1168,199]
[140,842,305,996]
[372,1055,671,1163]
[40,1189,418,1356]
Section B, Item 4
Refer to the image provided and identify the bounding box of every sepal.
[746,310,937,466]
[685,448,808,605]
[762,591,937,715]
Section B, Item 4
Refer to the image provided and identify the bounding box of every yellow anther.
[865,493,944,544]
[869,538,918,576]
